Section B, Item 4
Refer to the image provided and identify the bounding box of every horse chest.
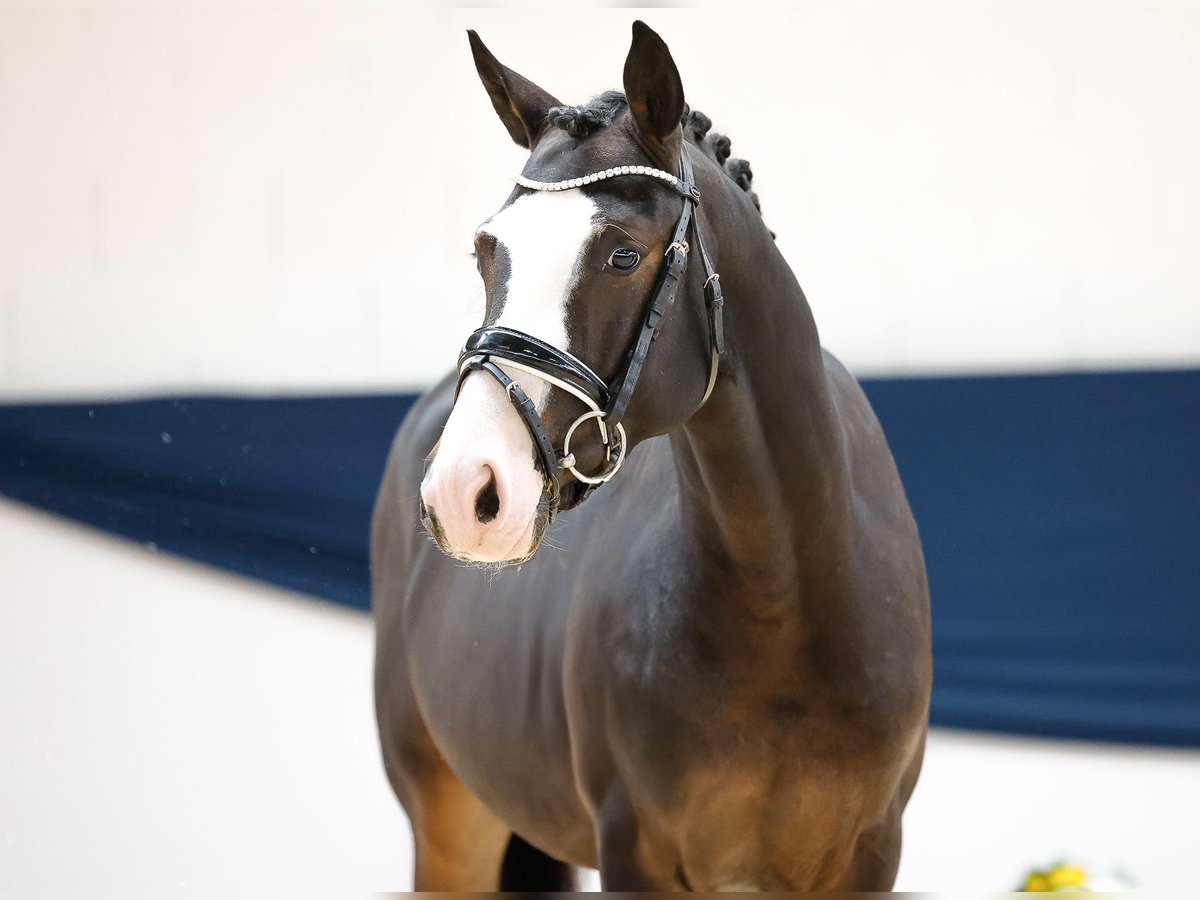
[567,671,895,889]
[562,578,915,881]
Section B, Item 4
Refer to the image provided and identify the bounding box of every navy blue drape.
[2,370,1198,745]
[0,395,415,606]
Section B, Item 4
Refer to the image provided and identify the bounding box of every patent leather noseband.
[457,144,725,505]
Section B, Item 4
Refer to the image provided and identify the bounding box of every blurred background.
[1,2,1198,892]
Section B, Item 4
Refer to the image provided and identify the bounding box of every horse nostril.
[474,470,500,524]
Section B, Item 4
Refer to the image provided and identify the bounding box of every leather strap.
[693,214,725,357]
[604,147,699,425]
[457,356,561,502]
[462,327,610,412]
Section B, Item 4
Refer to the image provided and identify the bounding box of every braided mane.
[548,91,771,235]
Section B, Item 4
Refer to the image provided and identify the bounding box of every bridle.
[456,144,725,506]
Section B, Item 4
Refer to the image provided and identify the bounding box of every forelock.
[547,90,628,138]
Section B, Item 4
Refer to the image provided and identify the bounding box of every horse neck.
[670,171,850,621]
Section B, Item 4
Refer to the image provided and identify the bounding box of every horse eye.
[607,248,641,271]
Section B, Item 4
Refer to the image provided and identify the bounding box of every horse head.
[420,22,736,566]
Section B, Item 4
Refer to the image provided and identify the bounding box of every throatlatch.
[457,144,725,504]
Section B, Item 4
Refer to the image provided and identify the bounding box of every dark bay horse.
[372,22,931,891]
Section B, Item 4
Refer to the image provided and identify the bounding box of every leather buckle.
[664,240,689,274]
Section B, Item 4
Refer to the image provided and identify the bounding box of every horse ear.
[622,21,685,153]
[468,30,562,150]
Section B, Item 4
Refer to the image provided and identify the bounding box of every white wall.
[2,3,1199,400]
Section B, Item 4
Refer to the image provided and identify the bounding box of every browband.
[514,163,690,197]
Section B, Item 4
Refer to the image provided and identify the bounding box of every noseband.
[457,144,725,505]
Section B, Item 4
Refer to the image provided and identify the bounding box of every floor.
[1,498,1196,892]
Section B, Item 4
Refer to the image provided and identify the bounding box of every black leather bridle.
[457,144,725,506]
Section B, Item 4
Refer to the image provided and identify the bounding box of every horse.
[371,21,931,891]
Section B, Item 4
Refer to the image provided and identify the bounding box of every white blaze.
[481,189,599,409]
[419,189,598,562]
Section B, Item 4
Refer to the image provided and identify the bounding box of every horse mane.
[548,90,772,235]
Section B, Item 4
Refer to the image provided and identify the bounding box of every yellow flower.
[1023,872,1051,891]
[1046,864,1088,890]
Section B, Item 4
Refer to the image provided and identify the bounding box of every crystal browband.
[515,165,681,193]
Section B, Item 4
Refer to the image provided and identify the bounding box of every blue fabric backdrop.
[2,369,1198,746]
